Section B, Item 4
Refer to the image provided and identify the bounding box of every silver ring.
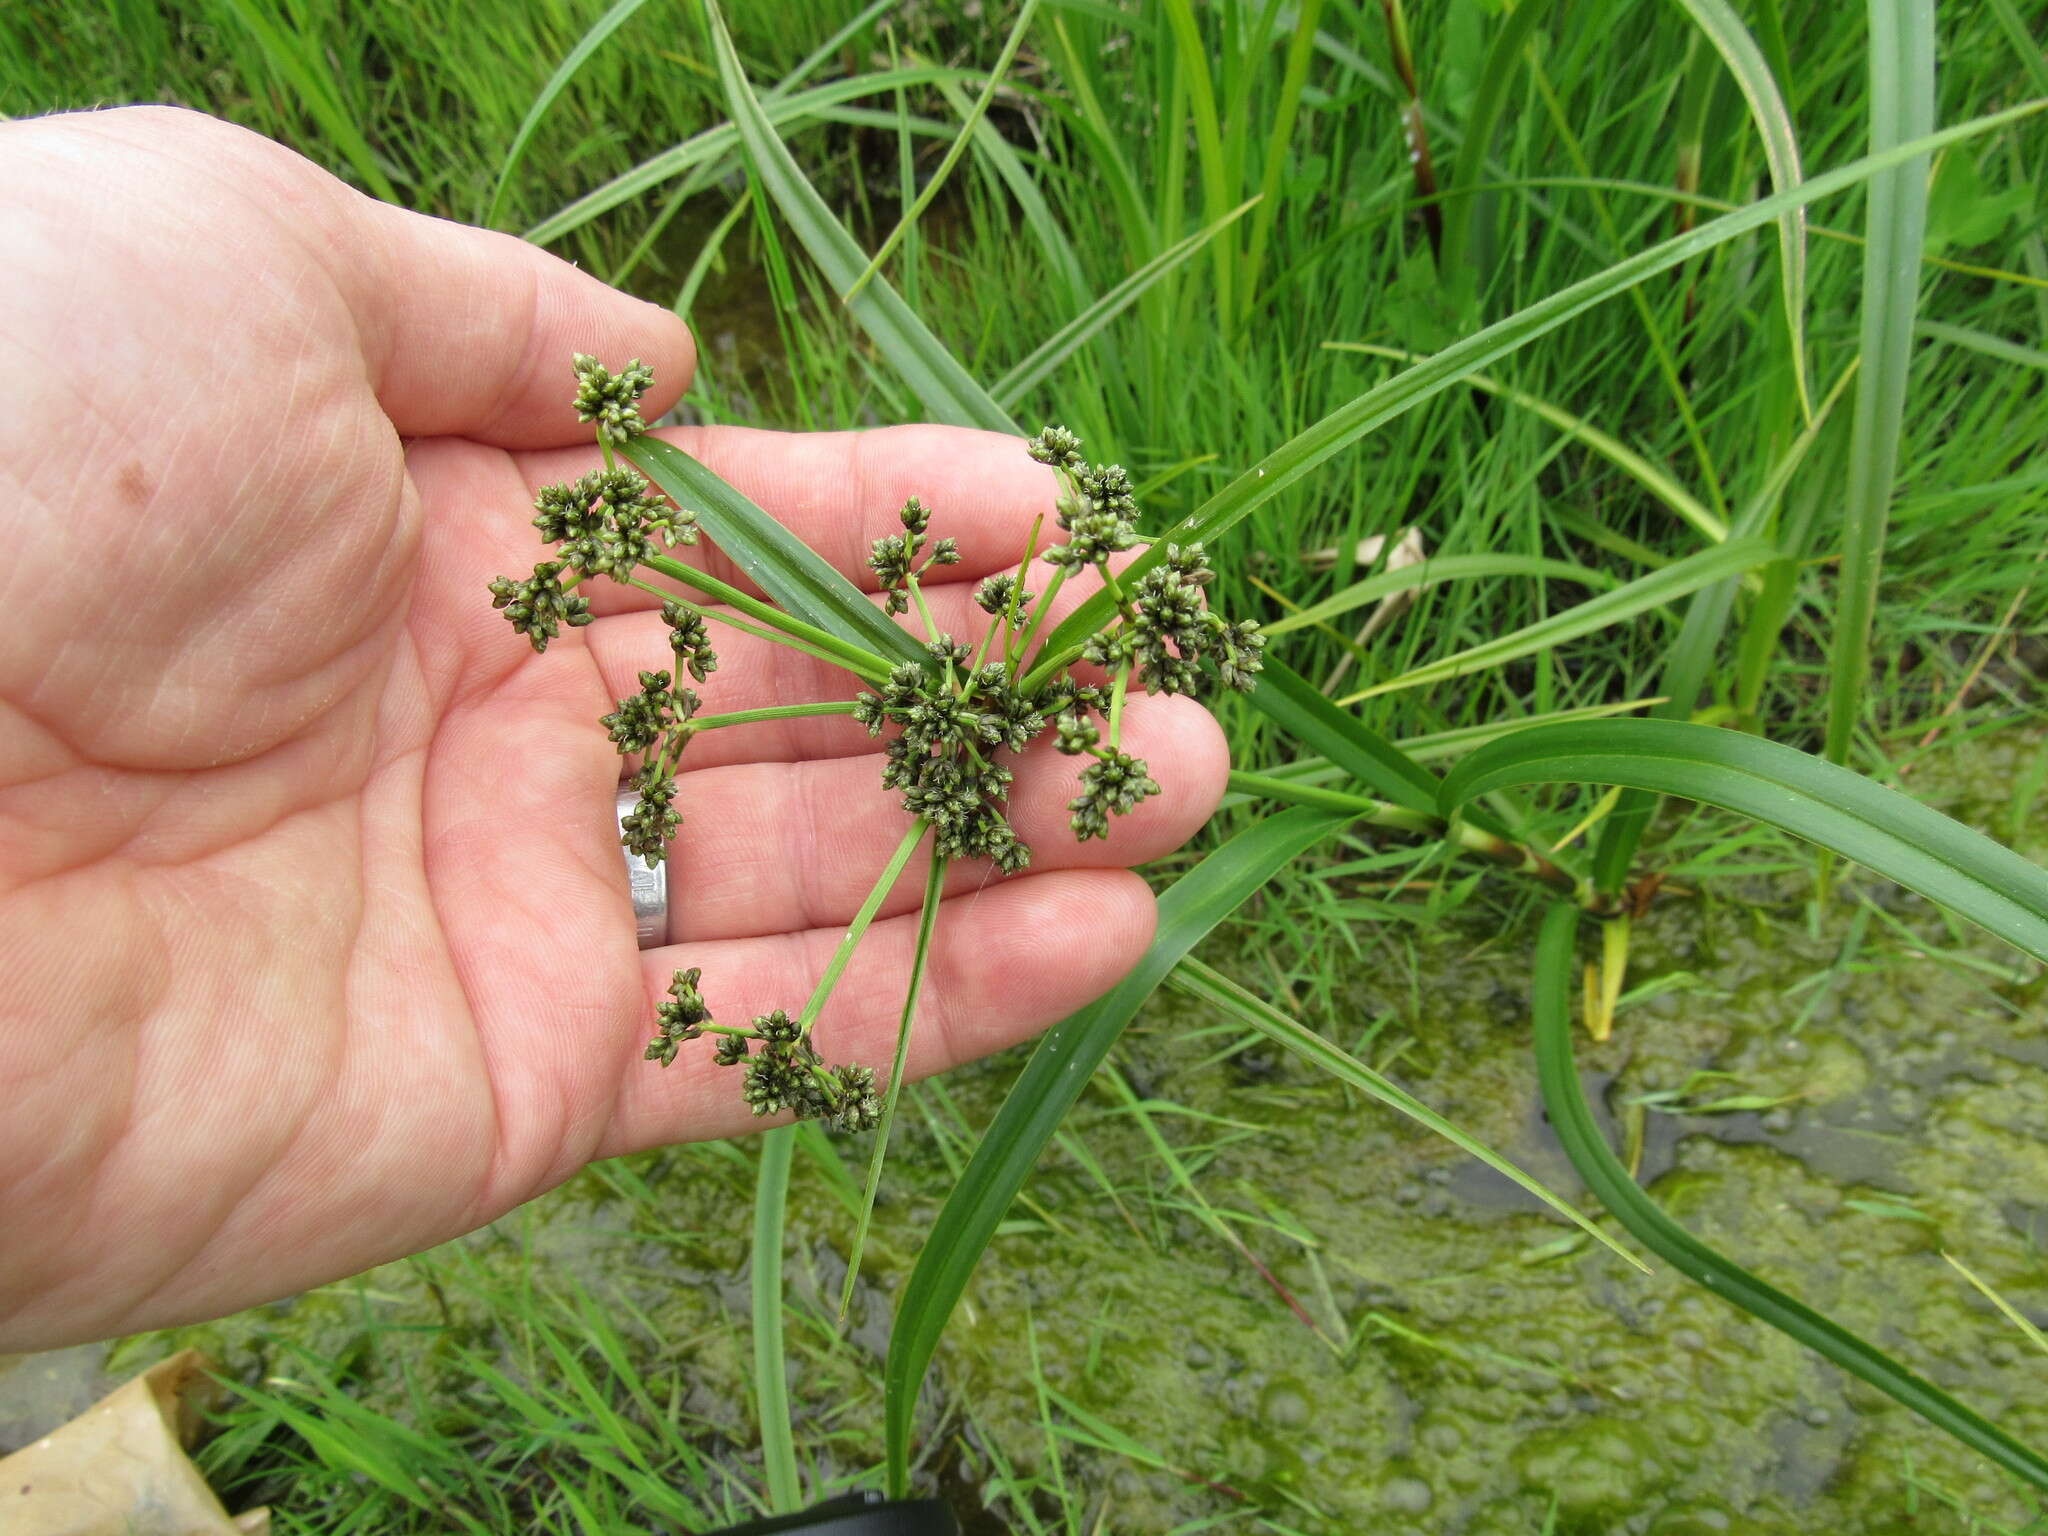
[616,788,669,949]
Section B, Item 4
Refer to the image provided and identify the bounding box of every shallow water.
[7,731,2043,1532]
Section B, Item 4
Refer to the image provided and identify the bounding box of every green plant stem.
[624,576,886,681]
[1227,770,1610,910]
[1018,641,1088,696]
[640,555,893,683]
[1011,561,1068,676]
[969,601,1005,674]
[751,1124,799,1512]
[841,852,948,1320]
[691,701,862,730]
[796,821,929,1035]
[904,567,941,645]
[980,515,1043,675]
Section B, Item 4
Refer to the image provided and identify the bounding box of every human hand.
[0,108,1226,1349]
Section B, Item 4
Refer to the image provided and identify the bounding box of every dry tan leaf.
[0,1349,261,1536]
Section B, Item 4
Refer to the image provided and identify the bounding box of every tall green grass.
[13,0,2048,1527]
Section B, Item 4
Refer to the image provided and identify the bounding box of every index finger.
[509,423,1062,608]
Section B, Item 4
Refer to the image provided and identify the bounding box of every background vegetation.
[4,0,2046,1530]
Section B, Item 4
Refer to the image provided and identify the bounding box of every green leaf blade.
[1443,719,2048,964]
[621,435,923,665]
[703,2,1016,433]
[751,1125,800,1512]
[1248,659,1441,814]
[1530,903,2048,1491]
[1342,538,1776,703]
[1825,0,1938,768]
[882,806,1350,1494]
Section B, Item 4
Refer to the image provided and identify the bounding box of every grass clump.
[16,0,2048,1528]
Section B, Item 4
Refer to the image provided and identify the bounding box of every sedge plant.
[674,0,2048,1509]
[489,355,1268,1140]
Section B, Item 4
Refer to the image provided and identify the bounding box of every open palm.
[0,108,1225,1349]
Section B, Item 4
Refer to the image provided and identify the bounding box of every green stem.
[1019,639,1087,696]
[692,701,863,730]
[905,568,940,646]
[990,513,1046,673]
[970,606,1003,675]
[1107,662,1132,750]
[840,851,948,1320]
[1012,561,1069,676]
[999,518,1048,663]
[796,820,930,1035]
[642,554,894,683]
[1099,561,1135,622]
[625,577,880,681]
[1227,770,1440,833]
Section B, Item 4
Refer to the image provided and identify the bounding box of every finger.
[598,868,1156,1154]
[512,424,1062,603]
[657,691,1226,942]
[4,106,693,450]
[335,191,696,447]
[583,558,1113,770]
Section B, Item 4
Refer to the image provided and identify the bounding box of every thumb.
[334,190,695,447]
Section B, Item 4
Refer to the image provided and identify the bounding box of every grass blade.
[1241,0,1325,324]
[882,806,1351,1495]
[1168,957,1645,1270]
[843,0,1039,304]
[1988,0,2048,97]
[1942,1251,2048,1359]
[1338,537,1777,703]
[621,435,922,665]
[1160,0,1234,322]
[1442,718,2048,963]
[1669,0,1812,417]
[524,68,961,247]
[1438,0,1550,295]
[1529,902,2048,1491]
[482,0,651,230]
[1033,100,2047,666]
[1323,344,1727,542]
[840,853,947,1320]
[991,198,1260,409]
[1915,319,2048,371]
[751,1125,800,1511]
[1250,659,1441,813]
[1591,360,1859,890]
[703,1,1013,432]
[214,0,397,203]
[927,74,1087,305]
[1825,0,1937,769]
[1266,552,1617,638]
